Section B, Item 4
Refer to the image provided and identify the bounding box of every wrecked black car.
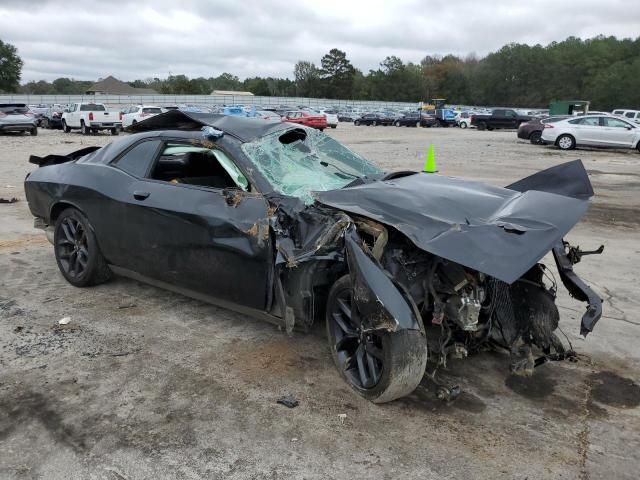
[24,111,603,403]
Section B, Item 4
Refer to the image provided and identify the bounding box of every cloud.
[1,0,638,82]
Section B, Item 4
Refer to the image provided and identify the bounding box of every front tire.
[30,127,38,136]
[354,120,360,126]
[556,134,576,150]
[395,121,401,127]
[477,121,487,131]
[326,275,427,403]
[42,118,49,129]
[62,120,71,133]
[54,208,112,287]
[460,121,468,129]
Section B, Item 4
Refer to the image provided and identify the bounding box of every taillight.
[544,124,554,128]
[89,112,94,121]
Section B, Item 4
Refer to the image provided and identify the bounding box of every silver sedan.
[541,114,640,151]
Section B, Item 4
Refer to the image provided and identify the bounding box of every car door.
[503,110,518,128]
[108,139,272,310]
[600,117,637,147]
[571,117,602,145]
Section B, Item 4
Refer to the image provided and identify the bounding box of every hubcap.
[56,217,88,278]
[330,288,383,389]
[559,137,572,149]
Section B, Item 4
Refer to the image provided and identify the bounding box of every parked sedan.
[0,103,38,135]
[122,105,164,129]
[541,115,640,151]
[282,111,327,130]
[517,116,569,144]
[317,109,339,129]
[354,113,393,126]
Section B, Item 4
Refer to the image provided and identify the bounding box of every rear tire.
[477,121,487,131]
[556,134,576,150]
[331,125,337,129]
[111,128,119,135]
[326,275,427,403]
[395,121,401,127]
[354,120,360,126]
[460,121,468,129]
[42,118,49,129]
[529,131,542,145]
[81,121,89,135]
[30,127,38,136]
[372,120,377,126]
[54,208,112,287]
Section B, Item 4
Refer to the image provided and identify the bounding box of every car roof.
[130,110,291,142]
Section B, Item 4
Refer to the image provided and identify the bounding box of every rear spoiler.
[29,146,101,167]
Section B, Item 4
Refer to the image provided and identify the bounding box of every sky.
[1,0,639,83]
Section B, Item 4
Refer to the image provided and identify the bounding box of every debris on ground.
[0,197,19,204]
[337,413,347,424]
[58,317,71,325]
[276,395,299,408]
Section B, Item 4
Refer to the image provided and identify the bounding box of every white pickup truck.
[62,102,122,135]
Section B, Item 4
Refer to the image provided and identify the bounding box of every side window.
[505,110,515,118]
[149,142,248,190]
[604,117,631,128]
[575,117,600,126]
[624,112,635,118]
[493,109,505,116]
[114,140,162,177]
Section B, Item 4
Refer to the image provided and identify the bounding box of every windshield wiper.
[319,160,359,179]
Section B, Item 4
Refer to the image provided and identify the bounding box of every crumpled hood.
[315,160,593,284]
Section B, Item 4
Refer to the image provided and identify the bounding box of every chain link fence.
[0,94,418,111]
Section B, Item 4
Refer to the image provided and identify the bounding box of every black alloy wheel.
[328,284,384,389]
[54,208,111,287]
[326,275,428,402]
[56,215,89,280]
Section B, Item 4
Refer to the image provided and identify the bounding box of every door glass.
[150,142,248,190]
[579,117,600,126]
[114,140,162,177]
[603,117,631,128]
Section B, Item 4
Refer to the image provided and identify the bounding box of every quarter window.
[114,140,162,177]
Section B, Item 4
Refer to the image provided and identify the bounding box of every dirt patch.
[589,371,640,409]
[583,203,640,228]
[504,370,557,399]
[0,234,49,252]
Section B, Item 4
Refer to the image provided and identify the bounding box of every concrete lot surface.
[1,124,639,479]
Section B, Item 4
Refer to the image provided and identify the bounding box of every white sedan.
[541,115,640,151]
[317,110,339,128]
[122,105,163,129]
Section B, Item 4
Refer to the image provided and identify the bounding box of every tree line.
[3,36,639,110]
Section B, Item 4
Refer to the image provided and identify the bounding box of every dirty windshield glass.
[242,128,382,203]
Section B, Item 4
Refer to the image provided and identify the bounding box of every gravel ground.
[1,125,639,480]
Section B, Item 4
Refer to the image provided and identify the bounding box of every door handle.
[133,191,150,200]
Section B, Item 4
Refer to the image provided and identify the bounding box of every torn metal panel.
[345,229,422,332]
[316,161,594,284]
[552,241,603,336]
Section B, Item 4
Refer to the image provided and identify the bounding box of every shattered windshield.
[242,127,382,203]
